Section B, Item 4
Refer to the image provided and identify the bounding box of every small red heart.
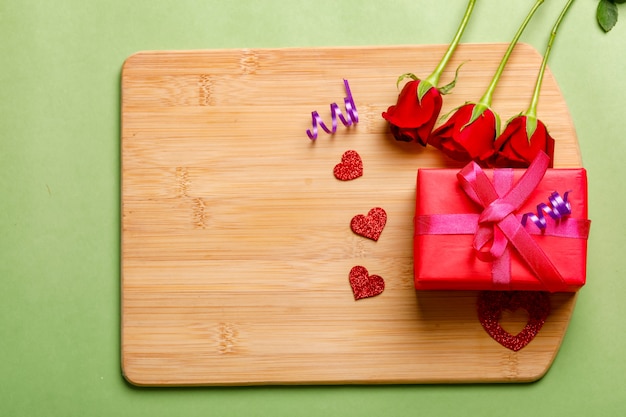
[350,207,387,241]
[477,291,550,352]
[349,266,385,300]
[333,150,363,181]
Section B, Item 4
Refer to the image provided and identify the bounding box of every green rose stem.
[468,0,545,130]
[417,0,476,100]
[524,0,576,139]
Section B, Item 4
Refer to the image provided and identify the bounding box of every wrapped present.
[414,153,591,292]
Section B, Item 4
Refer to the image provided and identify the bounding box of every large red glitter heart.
[350,207,387,241]
[349,266,385,300]
[333,150,363,181]
[477,291,550,352]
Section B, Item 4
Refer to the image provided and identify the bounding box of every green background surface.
[1,0,625,415]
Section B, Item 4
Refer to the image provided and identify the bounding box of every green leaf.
[611,0,626,4]
[396,73,419,89]
[465,102,489,128]
[417,80,435,102]
[525,115,538,142]
[597,0,618,33]
[438,103,465,124]
[506,112,523,125]
[495,112,501,138]
[438,62,465,95]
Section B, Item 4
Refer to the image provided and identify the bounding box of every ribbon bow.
[456,152,567,292]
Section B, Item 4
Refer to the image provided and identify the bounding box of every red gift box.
[414,154,590,292]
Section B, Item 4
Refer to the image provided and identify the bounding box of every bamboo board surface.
[121,43,582,385]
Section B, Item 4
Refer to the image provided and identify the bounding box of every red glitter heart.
[350,207,387,241]
[349,266,385,300]
[333,150,363,181]
[477,291,550,352]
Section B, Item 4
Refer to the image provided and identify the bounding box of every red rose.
[382,80,443,146]
[490,116,555,168]
[381,0,477,145]
[428,103,497,165]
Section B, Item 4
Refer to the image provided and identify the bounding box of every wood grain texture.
[121,43,581,386]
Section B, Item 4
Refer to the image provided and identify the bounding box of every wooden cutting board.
[121,43,582,386]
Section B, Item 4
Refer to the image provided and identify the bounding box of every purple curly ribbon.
[521,191,572,230]
[307,79,359,140]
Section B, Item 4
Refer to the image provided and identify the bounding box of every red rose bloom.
[382,80,443,146]
[490,116,555,168]
[428,103,497,165]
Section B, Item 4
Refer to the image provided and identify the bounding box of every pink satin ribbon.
[416,152,590,292]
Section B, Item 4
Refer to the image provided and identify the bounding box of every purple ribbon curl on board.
[522,191,572,230]
[307,79,359,140]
